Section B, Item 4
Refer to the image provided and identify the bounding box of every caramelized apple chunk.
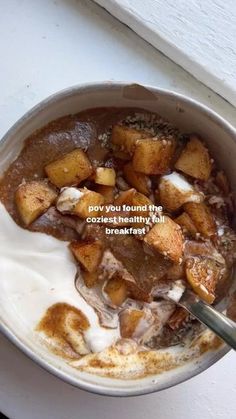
[215,171,230,195]
[73,189,104,218]
[167,307,189,330]
[126,281,151,302]
[159,172,203,212]
[109,271,151,303]
[45,149,92,187]
[95,185,115,203]
[186,257,221,304]
[119,309,145,338]
[114,189,152,228]
[184,202,216,238]
[82,271,99,288]
[104,275,128,306]
[111,125,148,154]
[57,187,104,218]
[175,136,212,180]
[132,191,153,211]
[15,181,57,226]
[115,188,152,209]
[144,216,184,263]
[69,240,103,273]
[131,191,153,228]
[132,138,175,175]
[99,251,151,302]
[175,212,198,236]
[94,167,116,186]
[123,162,151,195]
[100,205,131,227]
[114,188,136,206]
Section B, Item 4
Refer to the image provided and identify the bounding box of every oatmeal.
[0,107,235,379]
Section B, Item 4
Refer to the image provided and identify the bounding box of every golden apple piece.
[115,189,152,228]
[123,162,151,195]
[95,185,115,203]
[99,250,152,303]
[119,309,144,338]
[131,191,153,228]
[114,188,136,206]
[186,257,220,304]
[73,188,105,218]
[15,180,57,226]
[132,138,175,175]
[184,240,225,265]
[94,167,116,186]
[175,136,212,181]
[175,212,198,236]
[159,172,203,212]
[126,280,151,302]
[184,202,216,238]
[100,205,130,226]
[69,240,103,272]
[144,216,184,263]
[57,187,105,218]
[45,149,93,188]
[82,271,99,288]
[104,275,129,306]
[215,171,230,195]
[111,125,148,154]
[167,307,189,330]
[132,191,153,208]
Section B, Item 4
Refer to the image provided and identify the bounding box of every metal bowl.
[0,82,235,396]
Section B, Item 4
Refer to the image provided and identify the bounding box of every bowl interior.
[0,82,235,396]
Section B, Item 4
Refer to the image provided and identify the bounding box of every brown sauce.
[0,108,143,235]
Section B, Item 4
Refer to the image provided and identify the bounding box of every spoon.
[153,280,236,350]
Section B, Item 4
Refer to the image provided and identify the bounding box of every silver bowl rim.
[0,81,235,397]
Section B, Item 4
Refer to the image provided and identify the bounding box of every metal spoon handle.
[179,289,236,350]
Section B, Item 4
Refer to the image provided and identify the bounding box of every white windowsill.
[94,0,236,107]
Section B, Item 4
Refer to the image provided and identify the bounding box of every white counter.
[0,1,235,418]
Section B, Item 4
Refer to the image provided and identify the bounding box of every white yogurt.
[0,202,119,352]
[160,172,201,201]
[56,187,84,213]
